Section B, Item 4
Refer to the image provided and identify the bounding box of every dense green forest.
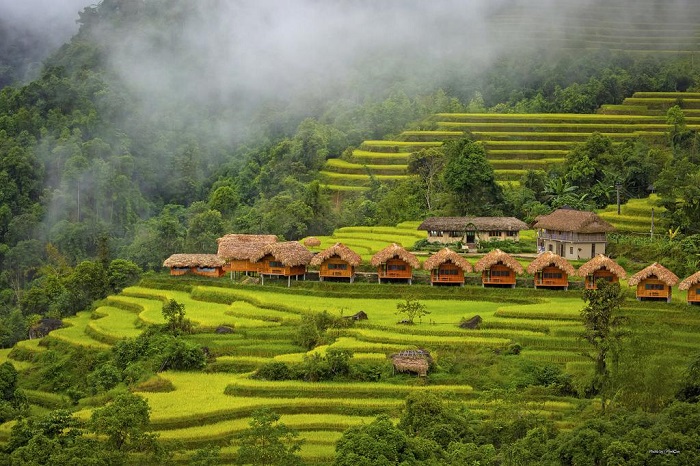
[2,0,700,463]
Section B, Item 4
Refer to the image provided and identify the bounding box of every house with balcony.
[533,208,615,260]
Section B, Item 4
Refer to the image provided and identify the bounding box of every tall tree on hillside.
[580,280,628,414]
[442,138,503,216]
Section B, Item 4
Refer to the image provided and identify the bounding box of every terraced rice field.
[302,222,427,262]
[320,92,700,190]
[5,269,700,464]
[597,194,667,233]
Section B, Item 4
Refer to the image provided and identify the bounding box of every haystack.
[474,249,524,274]
[303,237,322,247]
[310,242,362,267]
[628,262,679,286]
[576,254,626,279]
[423,248,473,272]
[526,251,575,275]
[371,243,420,268]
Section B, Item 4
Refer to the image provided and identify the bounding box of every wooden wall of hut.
[192,267,226,278]
[169,267,190,276]
[636,277,672,302]
[378,258,413,283]
[688,284,700,304]
[534,266,569,289]
[430,262,464,285]
[584,269,619,289]
[319,258,355,282]
[224,259,259,274]
[481,264,516,287]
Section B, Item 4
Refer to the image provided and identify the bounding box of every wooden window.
[543,272,563,279]
[506,231,518,237]
[197,267,216,272]
[439,268,459,275]
[645,283,665,290]
[489,230,501,237]
[270,261,284,268]
[569,247,574,255]
[388,264,406,271]
[328,263,347,270]
[492,270,510,277]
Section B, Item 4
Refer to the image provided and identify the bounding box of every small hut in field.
[576,254,627,289]
[474,249,524,288]
[310,242,362,283]
[629,262,679,302]
[303,237,322,248]
[423,248,472,286]
[216,234,278,277]
[526,251,575,290]
[679,271,700,305]
[371,243,420,284]
[390,349,433,377]
[163,254,226,277]
[251,241,314,287]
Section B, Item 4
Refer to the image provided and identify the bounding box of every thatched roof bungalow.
[679,271,700,304]
[423,248,472,286]
[371,243,420,284]
[418,216,528,251]
[474,249,524,288]
[216,234,278,275]
[527,251,575,290]
[310,243,362,283]
[163,254,226,277]
[251,241,314,286]
[629,262,679,302]
[533,208,615,260]
[576,254,627,289]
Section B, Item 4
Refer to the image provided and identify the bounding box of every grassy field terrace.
[489,0,700,53]
[597,194,667,233]
[4,261,700,464]
[321,92,700,191]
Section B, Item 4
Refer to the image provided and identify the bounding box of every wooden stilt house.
[216,234,278,277]
[251,241,314,287]
[423,248,472,286]
[628,262,679,303]
[474,249,524,288]
[679,271,700,305]
[371,243,420,284]
[526,251,575,290]
[576,254,626,290]
[163,254,226,277]
[310,243,362,283]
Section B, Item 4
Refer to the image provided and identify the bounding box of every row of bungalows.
[163,237,700,303]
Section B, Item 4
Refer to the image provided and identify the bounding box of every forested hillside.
[1,1,700,462]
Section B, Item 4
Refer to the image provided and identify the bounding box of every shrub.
[254,362,295,381]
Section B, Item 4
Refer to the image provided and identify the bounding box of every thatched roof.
[533,208,615,233]
[526,251,576,275]
[370,243,420,268]
[474,249,524,274]
[163,254,225,268]
[303,237,322,247]
[576,254,627,279]
[423,248,473,272]
[310,242,362,267]
[418,216,528,232]
[679,271,700,291]
[390,350,432,377]
[216,234,278,260]
[250,241,314,267]
[628,262,679,286]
